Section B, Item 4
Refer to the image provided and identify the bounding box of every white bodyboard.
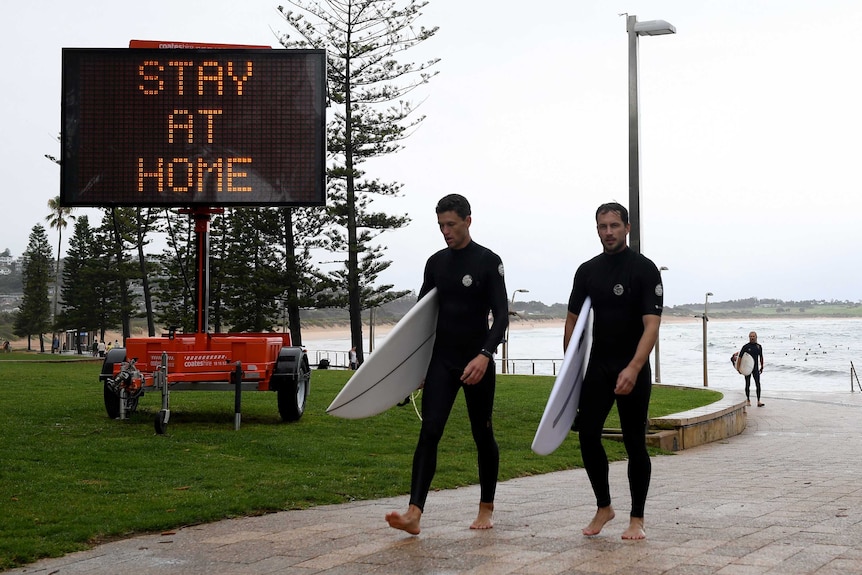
[327,289,438,419]
[531,297,592,455]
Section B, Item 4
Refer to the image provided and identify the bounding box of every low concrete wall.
[602,389,748,452]
[648,390,747,451]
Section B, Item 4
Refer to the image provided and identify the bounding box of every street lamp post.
[654,266,668,383]
[626,14,676,254]
[502,288,529,375]
[702,291,713,387]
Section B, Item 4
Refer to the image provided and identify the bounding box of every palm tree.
[45,196,75,351]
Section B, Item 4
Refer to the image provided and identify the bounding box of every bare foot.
[470,502,494,530]
[621,517,646,540]
[582,506,615,536]
[385,504,422,535]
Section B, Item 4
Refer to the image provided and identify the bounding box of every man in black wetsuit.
[564,202,662,540]
[386,194,509,535]
[740,331,765,407]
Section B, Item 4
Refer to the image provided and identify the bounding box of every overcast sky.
[3,0,861,307]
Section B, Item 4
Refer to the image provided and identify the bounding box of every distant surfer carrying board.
[386,194,508,535]
[563,202,662,541]
[740,331,765,407]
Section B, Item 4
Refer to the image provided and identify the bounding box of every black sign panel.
[61,48,326,207]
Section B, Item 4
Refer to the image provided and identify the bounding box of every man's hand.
[461,354,490,385]
[615,365,638,395]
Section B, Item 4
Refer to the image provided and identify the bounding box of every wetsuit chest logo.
[462,274,473,287]
[613,284,624,296]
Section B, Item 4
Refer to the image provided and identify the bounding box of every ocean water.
[303,318,862,397]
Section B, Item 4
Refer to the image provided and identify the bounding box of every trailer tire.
[103,382,122,419]
[154,410,169,434]
[274,347,310,422]
[101,348,135,419]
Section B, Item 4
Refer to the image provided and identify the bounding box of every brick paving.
[9,389,862,574]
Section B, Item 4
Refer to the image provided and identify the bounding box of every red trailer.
[100,331,310,433]
[99,209,311,434]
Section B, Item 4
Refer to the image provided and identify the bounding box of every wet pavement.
[9,389,862,574]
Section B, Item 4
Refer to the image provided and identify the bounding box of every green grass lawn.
[0,357,721,570]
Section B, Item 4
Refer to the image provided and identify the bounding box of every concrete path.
[9,389,862,574]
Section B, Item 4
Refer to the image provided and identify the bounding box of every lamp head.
[634,20,676,36]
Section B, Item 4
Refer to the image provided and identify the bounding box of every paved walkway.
[10,389,862,575]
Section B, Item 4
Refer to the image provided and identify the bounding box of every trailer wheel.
[101,348,137,418]
[154,410,169,434]
[103,382,121,419]
[274,348,310,422]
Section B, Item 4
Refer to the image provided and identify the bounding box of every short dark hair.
[596,202,629,225]
[436,194,471,219]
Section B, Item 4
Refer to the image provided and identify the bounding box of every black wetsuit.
[740,342,763,402]
[567,247,662,518]
[409,240,508,512]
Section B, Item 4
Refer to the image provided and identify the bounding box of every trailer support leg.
[233,361,243,431]
[155,351,171,434]
[119,387,127,421]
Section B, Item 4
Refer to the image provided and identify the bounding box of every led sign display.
[61,48,326,207]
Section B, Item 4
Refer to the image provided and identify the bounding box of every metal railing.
[496,358,561,377]
[305,348,563,377]
[308,350,350,369]
[852,361,861,392]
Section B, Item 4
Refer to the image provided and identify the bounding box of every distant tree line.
[667,297,861,318]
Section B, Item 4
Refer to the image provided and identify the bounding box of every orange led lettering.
[138,61,164,95]
[138,60,252,96]
[197,109,223,144]
[138,157,253,193]
[227,158,252,192]
[168,110,193,144]
[138,158,164,191]
[196,158,223,193]
[227,61,253,95]
[198,61,223,96]
[168,61,193,95]
[167,158,192,192]
[134,56,261,196]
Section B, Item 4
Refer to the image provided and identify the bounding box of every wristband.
[479,349,494,359]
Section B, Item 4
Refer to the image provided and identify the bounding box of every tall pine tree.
[13,225,53,351]
[277,0,439,363]
[57,216,103,350]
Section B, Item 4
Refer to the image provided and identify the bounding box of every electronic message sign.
[61,48,326,207]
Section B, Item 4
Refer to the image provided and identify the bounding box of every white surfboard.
[531,297,592,456]
[327,289,439,419]
[737,352,755,376]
